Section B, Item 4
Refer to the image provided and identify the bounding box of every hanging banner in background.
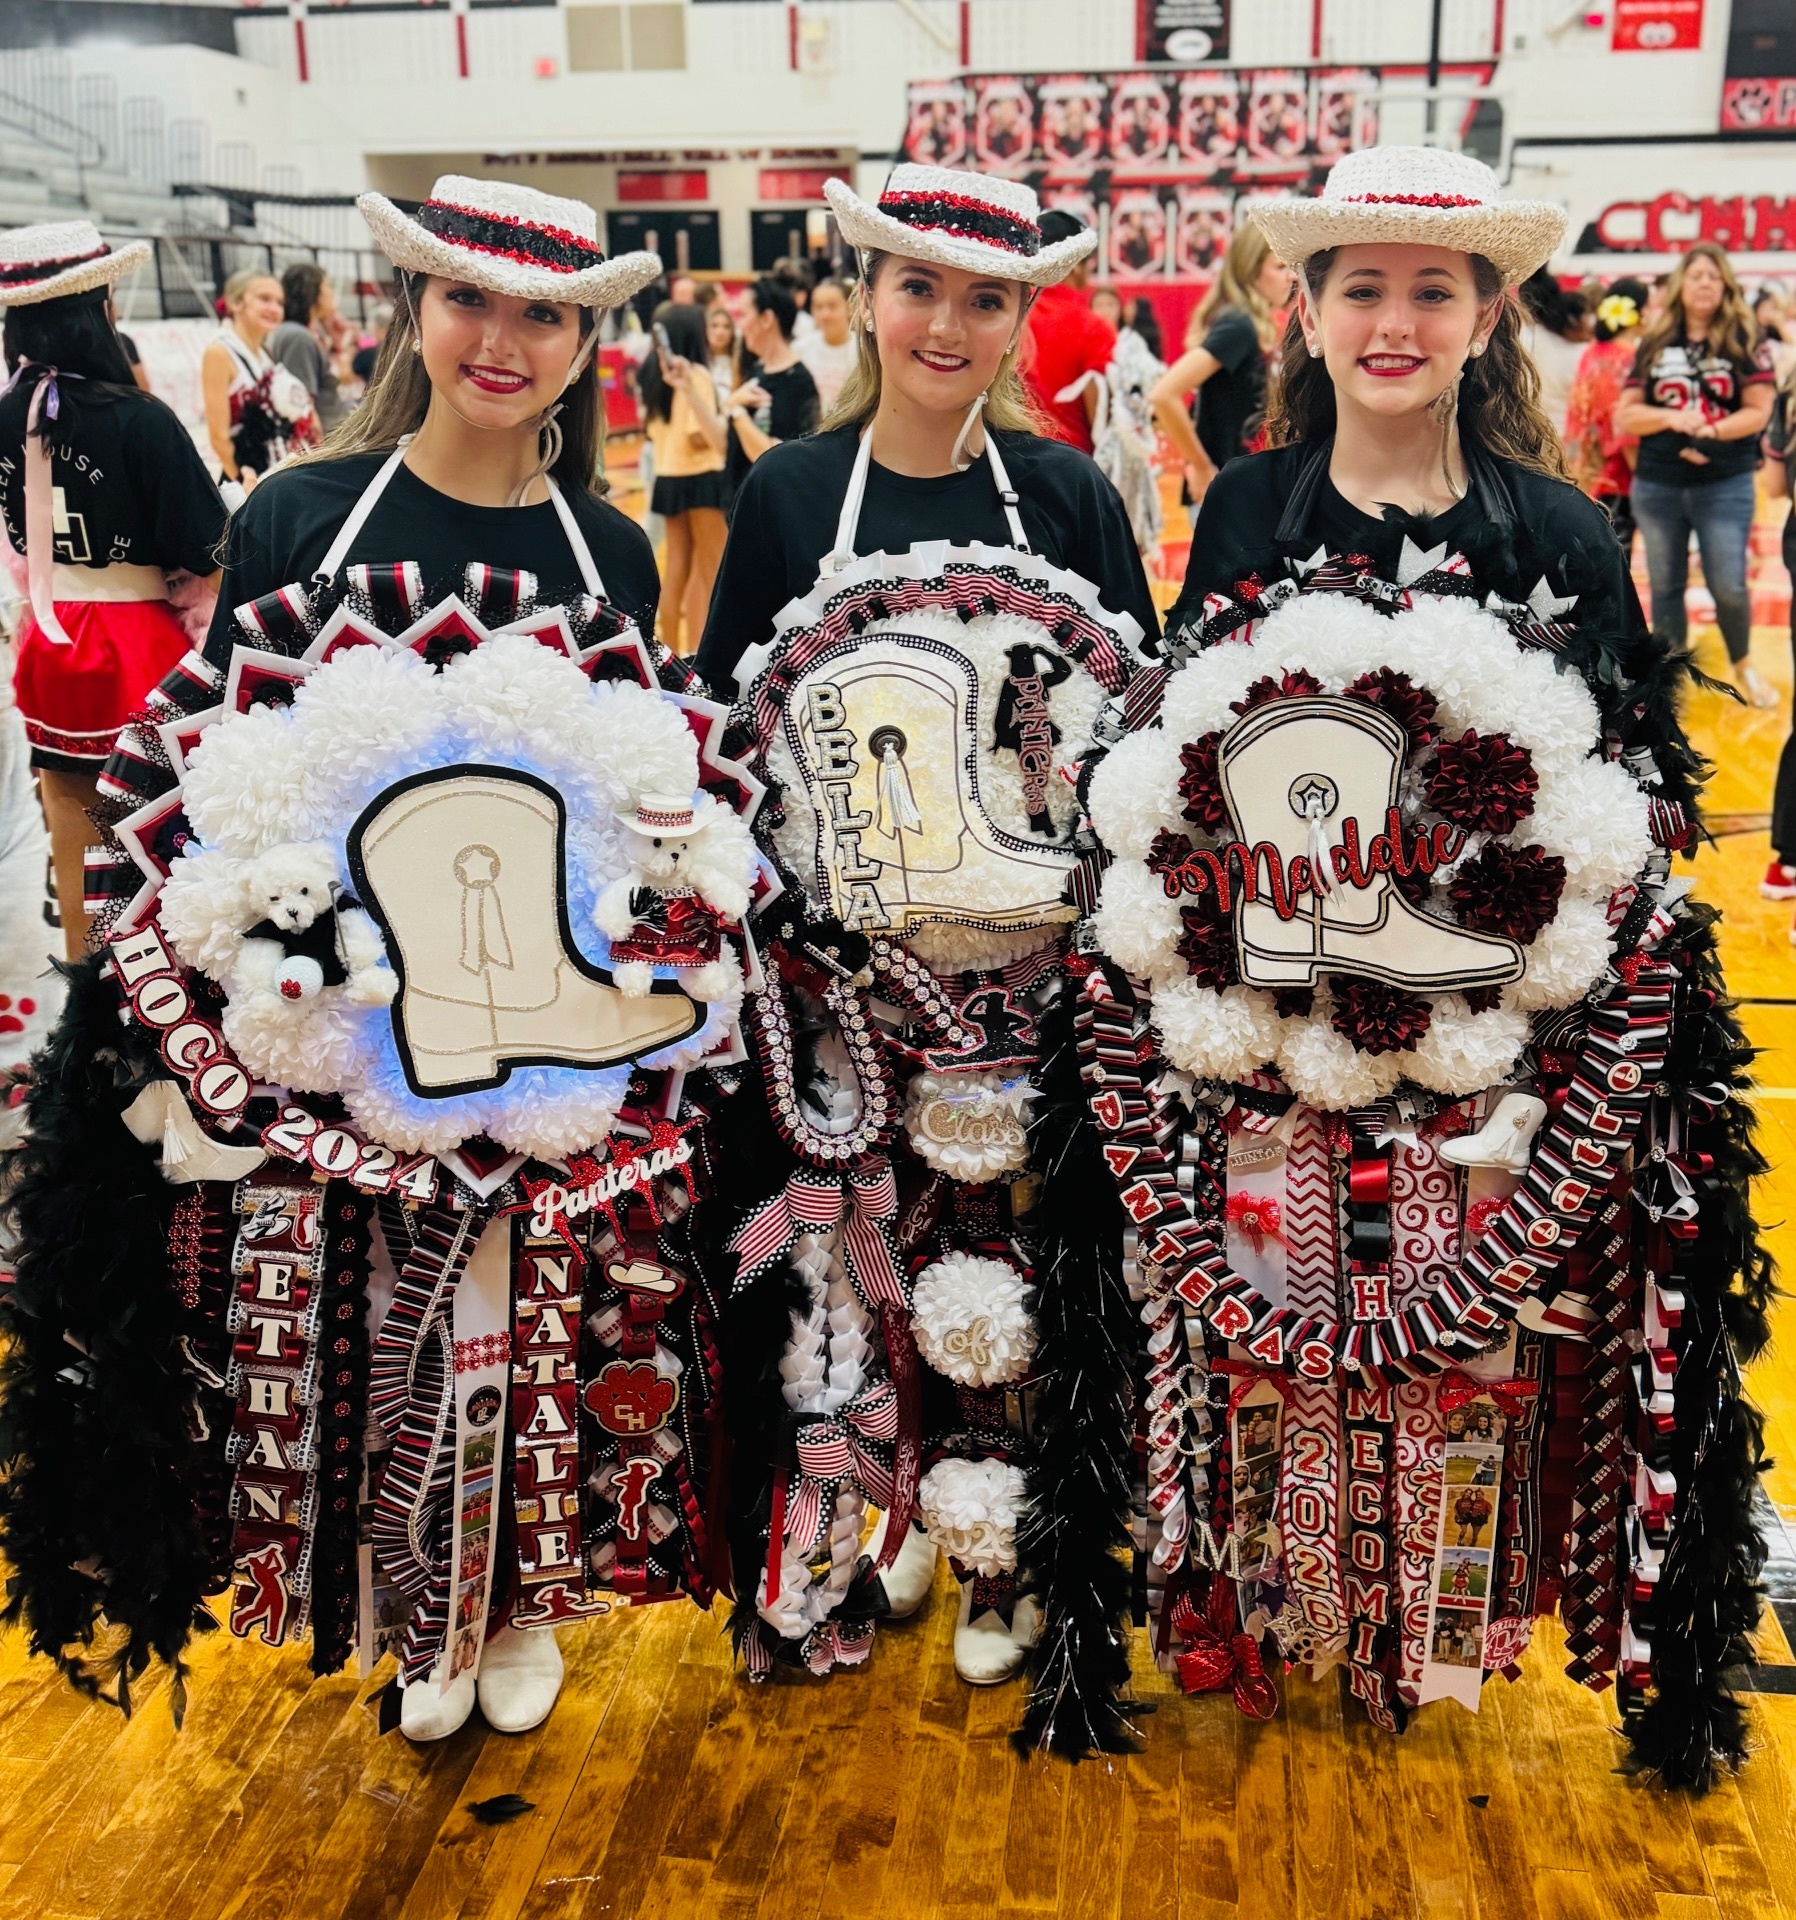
[903,67,1471,284]
[1612,0,1704,52]
[1138,0,1232,65]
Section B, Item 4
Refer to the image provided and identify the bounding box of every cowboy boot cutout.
[1216,697,1524,993]
[786,638,1078,938]
[351,766,700,1096]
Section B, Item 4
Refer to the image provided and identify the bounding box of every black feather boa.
[1624,901,1774,1788]
[1012,978,1141,1758]
[0,957,215,1712]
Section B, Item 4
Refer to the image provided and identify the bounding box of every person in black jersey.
[695,177,1156,697]
[718,275,819,504]
[0,220,225,955]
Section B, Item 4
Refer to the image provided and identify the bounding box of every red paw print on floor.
[0,994,37,1038]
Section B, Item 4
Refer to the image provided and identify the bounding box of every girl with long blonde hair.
[1149,218,1295,504]
[1617,240,1777,705]
[695,174,1157,693]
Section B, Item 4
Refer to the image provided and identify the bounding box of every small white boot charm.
[1439,1092,1549,1173]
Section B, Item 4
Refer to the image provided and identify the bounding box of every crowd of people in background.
[28,218,1796,893]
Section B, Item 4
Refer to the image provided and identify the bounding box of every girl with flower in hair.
[1565,275,1650,552]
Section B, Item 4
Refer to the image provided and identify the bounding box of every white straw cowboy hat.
[1252,147,1568,288]
[823,164,1096,288]
[0,221,151,306]
[356,175,661,308]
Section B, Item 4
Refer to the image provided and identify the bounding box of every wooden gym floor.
[5,488,1796,1919]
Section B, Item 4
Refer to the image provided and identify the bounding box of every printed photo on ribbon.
[1443,1447,1502,1487]
[1438,1547,1491,1602]
[1240,1406,1279,1459]
[1430,1602,1486,1668]
[1444,1402,1507,1445]
[1442,1479,1496,1550]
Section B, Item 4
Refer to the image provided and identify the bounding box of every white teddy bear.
[233,841,397,1011]
[593,793,752,1000]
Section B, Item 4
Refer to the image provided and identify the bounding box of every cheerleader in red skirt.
[1,222,227,955]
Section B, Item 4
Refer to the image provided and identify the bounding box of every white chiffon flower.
[910,1251,1036,1388]
[918,1457,1027,1577]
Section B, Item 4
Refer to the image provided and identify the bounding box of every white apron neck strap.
[822,418,1029,575]
[544,477,605,600]
[981,430,1031,554]
[315,438,412,581]
[821,424,876,576]
[311,437,606,602]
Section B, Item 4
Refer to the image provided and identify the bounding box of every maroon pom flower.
[1329,978,1433,1054]
[1449,842,1566,945]
[1462,984,1503,1013]
[1329,978,1433,1055]
[1230,667,1323,715]
[1176,905,1239,989]
[1424,729,1538,835]
[1178,732,1229,831]
[1146,827,1194,880]
[1272,986,1315,1019]
[1343,667,1439,751]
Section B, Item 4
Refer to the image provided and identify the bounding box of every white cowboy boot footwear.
[1216,697,1525,993]
[952,1576,1029,1686]
[1440,1092,1550,1172]
[876,1521,939,1620]
[351,767,700,1094]
[476,1623,565,1733]
[399,1666,478,1742]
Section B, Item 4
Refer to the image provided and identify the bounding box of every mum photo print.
[3,1,1796,1916]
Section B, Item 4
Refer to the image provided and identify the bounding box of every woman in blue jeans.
[1618,242,1776,706]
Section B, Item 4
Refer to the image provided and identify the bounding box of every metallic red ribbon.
[1436,1369,1541,1419]
[1172,1579,1279,1719]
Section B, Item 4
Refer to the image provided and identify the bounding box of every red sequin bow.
[1171,1578,1279,1719]
[1224,1190,1284,1254]
[1436,1369,1541,1420]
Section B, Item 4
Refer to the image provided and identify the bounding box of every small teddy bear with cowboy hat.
[593,793,753,1001]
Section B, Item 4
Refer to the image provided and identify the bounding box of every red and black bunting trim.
[0,245,108,284]
[418,197,608,272]
[876,189,1040,255]
[1079,960,1673,1384]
